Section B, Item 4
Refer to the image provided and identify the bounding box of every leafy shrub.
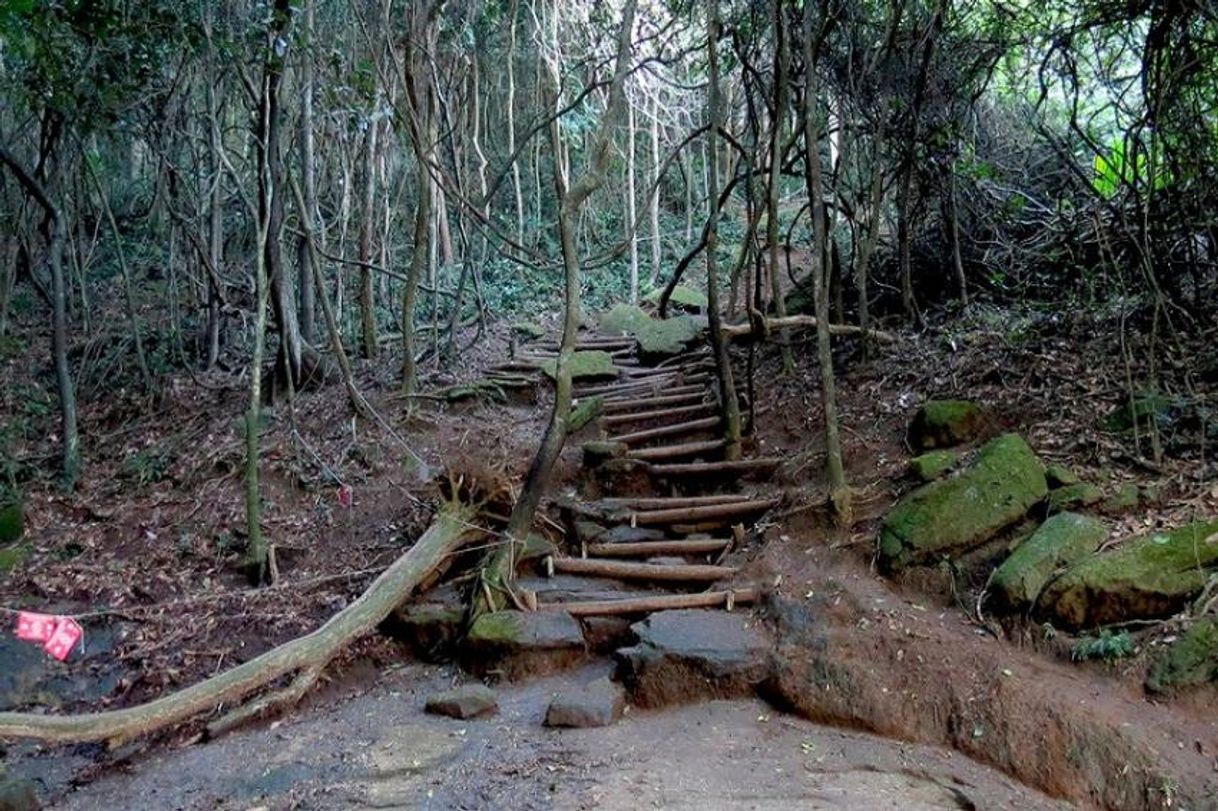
[1071,629,1134,662]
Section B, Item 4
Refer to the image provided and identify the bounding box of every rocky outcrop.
[1037,519,1218,629]
[908,400,985,450]
[879,434,1047,571]
[990,513,1107,610]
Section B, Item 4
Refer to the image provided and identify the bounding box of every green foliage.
[1071,629,1133,662]
[1092,137,1169,198]
[120,446,172,486]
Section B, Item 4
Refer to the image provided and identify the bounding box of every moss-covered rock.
[645,285,707,311]
[0,502,23,545]
[511,321,546,340]
[1145,619,1218,694]
[540,350,617,382]
[598,304,651,336]
[1044,464,1080,488]
[1038,519,1218,629]
[0,544,29,574]
[991,513,1108,611]
[1100,483,1141,515]
[908,400,985,450]
[907,450,959,482]
[879,434,1048,571]
[582,440,627,466]
[464,610,587,679]
[568,396,603,432]
[634,315,704,360]
[1047,483,1104,514]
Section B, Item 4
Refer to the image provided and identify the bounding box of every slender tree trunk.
[945,159,968,306]
[359,118,380,358]
[648,93,662,287]
[297,0,318,342]
[206,76,225,368]
[507,0,525,244]
[767,0,795,373]
[0,148,80,486]
[802,3,850,523]
[705,0,742,461]
[626,97,639,303]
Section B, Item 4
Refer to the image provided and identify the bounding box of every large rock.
[382,603,464,662]
[990,513,1108,610]
[1047,482,1103,514]
[645,285,707,311]
[464,610,587,679]
[1038,519,1218,629]
[1145,619,1218,694]
[908,400,986,450]
[596,303,705,360]
[879,434,1048,571]
[424,684,498,719]
[540,351,617,382]
[544,677,625,728]
[614,609,771,708]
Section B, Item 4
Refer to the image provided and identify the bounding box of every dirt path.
[32,662,1067,810]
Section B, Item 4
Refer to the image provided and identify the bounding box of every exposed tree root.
[0,498,481,745]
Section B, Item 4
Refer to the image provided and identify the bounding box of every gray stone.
[614,609,771,708]
[544,677,625,728]
[383,603,464,662]
[598,526,667,544]
[464,610,587,678]
[424,684,498,719]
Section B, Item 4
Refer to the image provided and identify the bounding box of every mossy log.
[0,499,481,744]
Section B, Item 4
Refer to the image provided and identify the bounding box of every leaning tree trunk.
[478,0,638,611]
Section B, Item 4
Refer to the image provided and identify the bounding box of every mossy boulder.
[0,501,23,545]
[568,396,603,432]
[1145,619,1218,694]
[907,450,959,482]
[540,350,617,382]
[908,400,986,450]
[991,513,1108,610]
[645,285,707,311]
[1100,483,1141,515]
[879,434,1047,571]
[1047,483,1104,514]
[582,440,627,466]
[634,315,704,360]
[464,610,587,678]
[599,304,651,336]
[1044,464,1080,488]
[1038,519,1218,629]
[511,321,546,340]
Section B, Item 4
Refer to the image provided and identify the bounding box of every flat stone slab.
[545,677,626,728]
[424,684,498,720]
[464,610,588,679]
[614,609,772,709]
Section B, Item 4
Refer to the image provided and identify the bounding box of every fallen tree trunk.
[0,498,481,745]
[721,315,897,345]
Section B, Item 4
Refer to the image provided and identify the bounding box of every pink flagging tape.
[13,611,84,661]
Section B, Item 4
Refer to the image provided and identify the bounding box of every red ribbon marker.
[13,611,83,661]
[337,484,353,508]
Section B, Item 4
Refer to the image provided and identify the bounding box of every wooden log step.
[647,457,783,477]
[601,391,707,414]
[537,588,758,617]
[585,539,731,557]
[491,360,542,372]
[574,375,680,398]
[598,494,748,510]
[625,497,779,526]
[628,438,727,462]
[606,415,721,446]
[598,383,705,402]
[599,403,714,428]
[622,365,691,379]
[537,339,635,352]
[550,557,737,583]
